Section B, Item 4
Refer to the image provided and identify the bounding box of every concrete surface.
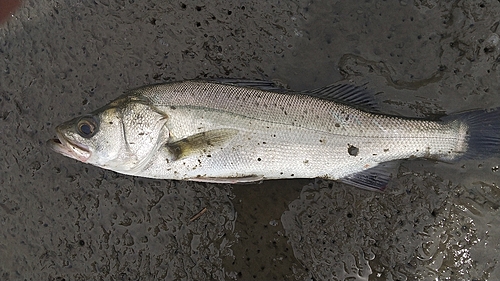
[1,0,500,280]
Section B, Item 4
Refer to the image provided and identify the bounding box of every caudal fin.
[445,108,500,159]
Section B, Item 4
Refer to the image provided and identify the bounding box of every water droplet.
[269,220,278,227]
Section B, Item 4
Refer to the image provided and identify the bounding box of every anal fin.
[339,161,399,192]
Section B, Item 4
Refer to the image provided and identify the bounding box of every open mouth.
[48,132,91,162]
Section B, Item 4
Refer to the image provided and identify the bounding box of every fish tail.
[445,108,500,159]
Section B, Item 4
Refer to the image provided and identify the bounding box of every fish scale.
[131,82,466,182]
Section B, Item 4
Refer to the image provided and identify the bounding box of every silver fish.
[48,79,500,190]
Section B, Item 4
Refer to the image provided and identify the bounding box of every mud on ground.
[1,0,500,280]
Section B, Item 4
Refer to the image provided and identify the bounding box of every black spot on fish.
[257,158,261,161]
[348,144,359,156]
[335,123,340,127]
[170,106,176,110]
[384,148,389,152]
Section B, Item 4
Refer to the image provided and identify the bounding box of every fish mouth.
[47,132,91,162]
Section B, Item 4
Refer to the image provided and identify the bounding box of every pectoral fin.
[165,129,238,160]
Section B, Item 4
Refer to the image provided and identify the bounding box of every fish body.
[49,80,500,190]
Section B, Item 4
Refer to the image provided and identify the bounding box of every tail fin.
[445,108,500,159]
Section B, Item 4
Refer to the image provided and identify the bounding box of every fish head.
[48,94,170,173]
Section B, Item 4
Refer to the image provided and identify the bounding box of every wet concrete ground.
[1,0,500,280]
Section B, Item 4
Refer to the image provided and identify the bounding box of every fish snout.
[48,131,91,163]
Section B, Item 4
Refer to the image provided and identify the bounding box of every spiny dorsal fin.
[212,79,378,111]
[210,78,287,93]
[166,129,238,160]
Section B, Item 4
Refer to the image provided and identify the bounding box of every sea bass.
[48,79,500,191]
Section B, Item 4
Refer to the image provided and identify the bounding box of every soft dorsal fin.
[303,83,378,112]
[165,129,238,160]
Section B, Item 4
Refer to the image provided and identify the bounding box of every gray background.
[1,0,500,280]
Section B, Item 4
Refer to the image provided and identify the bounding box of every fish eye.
[77,116,99,138]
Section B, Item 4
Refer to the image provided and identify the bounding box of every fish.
[48,79,500,191]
